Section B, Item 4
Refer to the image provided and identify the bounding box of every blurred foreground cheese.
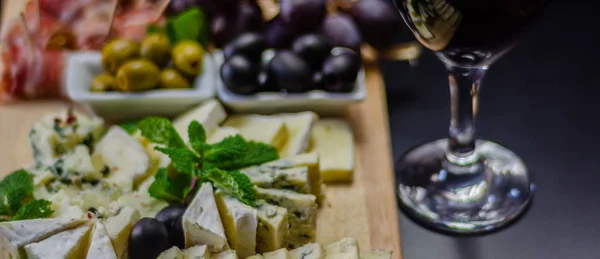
[173,99,227,140]
[212,250,238,259]
[223,115,289,150]
[325,237,359,259]
[309,120,354,182]
[208,127,241,144]
[87,222,118,259]
[183,183,228,252]
[0,218,86,258]
[158,246,185,259]
[360,249,393,259]
[24,224,93,259]
[105,207,141,258]
[289,243,324,259]
[183,245,212,258]
[263,248,289,259]
[215,191,258,258]
[275,112,319,158]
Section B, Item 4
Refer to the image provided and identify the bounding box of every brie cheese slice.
[263,248,290,259]
[212,250,238,259]
[275,112,318,158]
[183,245,211,259]
[183,183,228,252]
[289,243,324,259]
[24,224,93,259]
[87,222,118,259]
[215,191,257,259]
[104,207,141,258]
[158,246,185,259]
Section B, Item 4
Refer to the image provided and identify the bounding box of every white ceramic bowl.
[65,51,217,121]
[215,50,367,115]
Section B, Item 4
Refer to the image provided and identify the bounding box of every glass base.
[396,139,533,234]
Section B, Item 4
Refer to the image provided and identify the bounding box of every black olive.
[156,204,187,249]
[224,33,268,63]
[292,34,332,71]
[220,55,260,95]
[322,48,361,93]
[267,51,314,93]
[128,218,171,259]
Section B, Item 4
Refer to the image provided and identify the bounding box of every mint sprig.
[0,170,53,221]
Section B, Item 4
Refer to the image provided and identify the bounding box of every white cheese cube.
[183,245,212,259]
[173,99,228,141]
[24,224,93,259]
[222,115,289,150]
[263,248,290,259]
[360,250,393,259]
[183,183,228,252]
[289,243,325,259]
[259,153,323,204]
[309,120,354,182]
[275,112,319,158]
[104,207,141,258]
[0,218,86,258]
[325,237,359,259]
[94,126,151,192]
[207,127,241,144]
[158,246,185,259]
[212,250,238,259]
[87,222,118,259]
[255,202,288,254]
[214,191,258,259]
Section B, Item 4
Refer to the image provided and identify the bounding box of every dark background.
[383,0,600,258]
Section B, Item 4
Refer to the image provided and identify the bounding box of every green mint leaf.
[166,8,209,44]
[138,117,186,148]
[0,169,34,216]
[199,168,256,206]
[203,135,279,170]
[148,168,192,203]
[12,199,54,220]
[188,121,207,155]
[119,121,139,135]
[154,147,200,174]
[146,25,164,35]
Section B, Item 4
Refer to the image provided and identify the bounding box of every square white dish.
[214,51,367,115]
[65,51,217,122]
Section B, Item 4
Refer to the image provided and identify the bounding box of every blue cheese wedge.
[214,191,257,259]
[29,110,104,168]
[173,99,228,140]
[207,127,241,144]
[158,247,185,259]
[241,167,311,194]
[104,207,141,258]
[254,187,317,248]
[222,115,289,150]
[24,224,93,259]
[325,237,359,259]
[360,250,393,259]
[255,201,288,254]
[87,222,118,259]
[212,250,238,259]
[183,183,228,252]
[258,153,323,204]
[183,245,211,259]
[289,243,325,259]
[94,126,152,192]
[0,218,86,258]
[275,112,319,158]
[263,248,290,259]
[308,120,354,182]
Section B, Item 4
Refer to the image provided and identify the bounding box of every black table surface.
[383,0,600,258]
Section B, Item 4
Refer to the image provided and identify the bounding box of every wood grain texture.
[0,1,402,258]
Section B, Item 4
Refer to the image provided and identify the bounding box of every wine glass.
[392,0,549,233]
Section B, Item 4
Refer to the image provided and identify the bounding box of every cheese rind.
[173,99,227,141]
[158,247,185,259]
[0,218,86,258]
[325,237,359,259]
[24,224,93,259]
[255,187,317,248]
[263,248,290,259]
[360,250,393,259]
[289,243,324,259]
[87,222,118,259]
[222,115,289,150]
[183,245,212,259]
[255,202,288,253]
[104,207,141,258]
[258,153,323,204]
[183,183,228,252]
[241,167,311,194]
[214,191,257,259]
[275,112,318,158]
[308,120,354,182]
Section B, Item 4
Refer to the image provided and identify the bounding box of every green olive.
[91,73,117,92]
[140,34,171,68]
[172,40,205,77]
[102,39,140,74]
[116,59,161,92]
[160,68,191,89]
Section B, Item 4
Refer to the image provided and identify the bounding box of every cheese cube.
[94,126,152,192]
[104,207,141,258]
[207,127,241,144]
[0,218,86,258]
[255,201,288,253]
[360,250,393,259]
[173,99,228,140]
[87,222,118,259]
[259,153,323,204]
[158,247,185,259]
[254,187,317,248]
[241,167,311,194]
[263,248,290,259]
[325,237,359,259]
[275,112,319,158]
[183,183,228,252]
[309,120,354,182]
[222,115,289,150]
[24,224,93,259]
[214,191,258,259]
[289,243,324,259]
[183,245,212,259]
[212,250,238,259]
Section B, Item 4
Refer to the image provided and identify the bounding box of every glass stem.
[445,65,486,165]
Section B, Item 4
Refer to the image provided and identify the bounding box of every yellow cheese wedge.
[274,112,319,158]
[173,99,228,140]
[308,120,354,182]
[222,115,289,150]
[207,127,241,144]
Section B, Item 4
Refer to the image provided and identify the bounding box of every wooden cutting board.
[0,1,402,258]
